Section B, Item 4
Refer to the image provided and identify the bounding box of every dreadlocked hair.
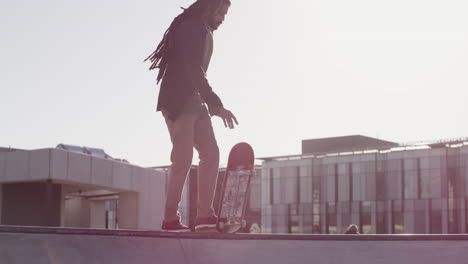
[144,0,231,83]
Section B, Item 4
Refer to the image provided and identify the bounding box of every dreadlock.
[144,0,231,83]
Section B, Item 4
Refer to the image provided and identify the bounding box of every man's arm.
[174,19,238,128]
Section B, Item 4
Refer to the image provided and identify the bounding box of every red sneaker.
[161,220,190,232]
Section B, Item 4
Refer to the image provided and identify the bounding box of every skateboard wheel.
[241,220,247,228]
[217,221,225,231]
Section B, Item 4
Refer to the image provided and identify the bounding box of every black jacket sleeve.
[174,19,224,114]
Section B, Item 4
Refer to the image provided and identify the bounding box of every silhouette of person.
[145,0,238,232]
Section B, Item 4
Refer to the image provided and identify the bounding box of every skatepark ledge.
[1,225,467,264]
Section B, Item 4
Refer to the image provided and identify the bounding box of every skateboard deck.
[216,142,254,233]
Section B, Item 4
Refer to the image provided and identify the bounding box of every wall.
[1,181,62,226]
[64,197,91,228]
[0,184,2,223]
[89,199,106,228]
[118,192,138,229]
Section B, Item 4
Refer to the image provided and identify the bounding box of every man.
[145,0,237,232]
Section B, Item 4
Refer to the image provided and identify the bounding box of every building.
[259,135,468,234]
[0,145,166,230]
[8,135,467,235]
[1,143,260,232]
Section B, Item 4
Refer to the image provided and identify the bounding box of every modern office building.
[259,135,468,234]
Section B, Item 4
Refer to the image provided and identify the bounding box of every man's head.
[145,0,232,82]
[203,0,230,30]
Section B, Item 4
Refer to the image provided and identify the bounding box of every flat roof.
[302,135,398,155]
[259,137,468,161]
[0,147,21,153]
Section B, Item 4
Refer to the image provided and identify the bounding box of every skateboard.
[216,142,255,233]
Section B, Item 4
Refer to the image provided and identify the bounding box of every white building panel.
[5,150,29,182]
[67,152,92,184]
[388,151,404,159]
[149,172,166,228]
[460,145,468,154]
[50,149,68,180]
[112,161,132,190]
[29,149,50,181]
[137,169,151,230]
[0,153,6,181]
[131,166,147,192]
[429,148,446,156]
[91,157,113,187]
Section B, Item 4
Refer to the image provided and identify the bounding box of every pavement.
[1,225,468,264]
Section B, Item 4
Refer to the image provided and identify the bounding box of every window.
[430,210,442,234]
[417,158,422,199]
[376,211,387,234]
[414,210,426,234]
[312,175,321,233]
[360,201,372,234]
[376,171,385,201]
[269,168,273,205]
[338,163,350,202]
[288,204,299,234]
[376,201,387,234]
[392,211,404,234]
[326,202,337,234]
[391,200,404,234]
[448,168,459,233]
[465,198,468,233]
[349,163,353,202]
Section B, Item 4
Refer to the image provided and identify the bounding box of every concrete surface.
[1,225,468,264]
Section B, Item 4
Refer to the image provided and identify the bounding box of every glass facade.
[261,145,468,234]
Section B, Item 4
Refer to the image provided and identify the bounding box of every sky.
[1,0,468,167]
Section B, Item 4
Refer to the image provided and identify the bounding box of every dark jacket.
[157,17,223,121]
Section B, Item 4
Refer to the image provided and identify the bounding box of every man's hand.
[216,108,238,129]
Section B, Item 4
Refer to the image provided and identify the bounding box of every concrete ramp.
[1,226,468,264]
